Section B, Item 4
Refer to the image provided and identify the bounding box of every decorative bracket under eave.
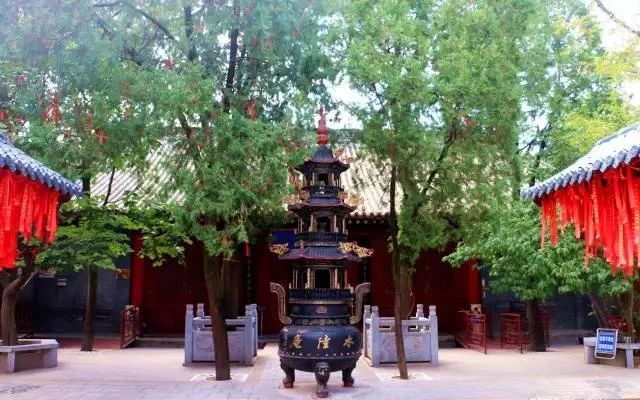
[270,282,292,325]
[349,282,371,324]
[338,242,374,258]
[269,243,290,256]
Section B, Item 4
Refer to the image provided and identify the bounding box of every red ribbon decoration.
[0,169,60,269]
[540,162,640,276]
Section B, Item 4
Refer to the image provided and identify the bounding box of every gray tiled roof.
[522,122,640,200]
[0,132,82,197]
[92,143,394,217]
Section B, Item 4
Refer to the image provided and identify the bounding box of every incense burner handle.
[349,282,371,324]
[270,282,292,325]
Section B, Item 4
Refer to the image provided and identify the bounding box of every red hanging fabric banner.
[541,195,549,249]
[549,193,559,246]
[540,162,640,275]
[0,169,62,269]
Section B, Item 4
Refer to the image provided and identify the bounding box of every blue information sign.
[595,328,618,359]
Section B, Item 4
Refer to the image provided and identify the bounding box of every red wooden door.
[141,243,208,335]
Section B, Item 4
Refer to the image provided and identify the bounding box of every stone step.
[134,336,184,348]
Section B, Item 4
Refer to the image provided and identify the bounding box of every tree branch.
[6,249,36,294]
[223,1,241,113]
[371,83,389,116]
[419,120,457,197]
[102,165,116,206]
[126,1,176,41]
[594,0,640,38]
[518,138,538,154]
[95,1,176,40]
[93,14,145,65]
[184,5,197,62]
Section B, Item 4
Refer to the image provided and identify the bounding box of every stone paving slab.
[1,344,640,399]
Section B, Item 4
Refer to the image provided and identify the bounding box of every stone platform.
[2,342,640,399]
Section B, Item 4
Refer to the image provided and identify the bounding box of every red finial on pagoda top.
[316,108,329,145]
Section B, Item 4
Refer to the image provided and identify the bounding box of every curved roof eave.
[521,122,640,200]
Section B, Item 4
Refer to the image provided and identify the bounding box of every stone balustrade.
[184,304,258,366]
[363,304,438,366]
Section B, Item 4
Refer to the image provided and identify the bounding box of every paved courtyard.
[1,342,640,400]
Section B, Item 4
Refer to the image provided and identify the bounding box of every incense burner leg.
[314,362,330,398]
[342,365,355,387]
[281,362,295,388]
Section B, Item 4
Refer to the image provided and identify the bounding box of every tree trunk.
[625,285,636,341]
[203,251,231,381]
[398,265,412,319]
[222,259,240,319]
[0,250,36,346]
[526,299,546,352]
[587,293,610,328]
[1,276,18,346]
[81,266,98,351]
[389,166,409,379]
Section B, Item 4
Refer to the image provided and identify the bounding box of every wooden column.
[330,269,337,288]
[306,268,313,288]
[293,269,299,289]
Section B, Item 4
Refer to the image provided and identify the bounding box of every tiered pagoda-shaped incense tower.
[269,110,371,398]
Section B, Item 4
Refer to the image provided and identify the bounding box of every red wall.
[254,222,481,334]
[131,241,247,335]
[132,223,481,335]
[252,239,291,334]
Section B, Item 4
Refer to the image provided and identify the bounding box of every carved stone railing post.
[248,304,258,356]
[270,282,292,325]
[184,304,194,366]
[349,282,371,324]
[243,306,254,365]
[363,305,371,358]
[429,305,438,366]
[370,306,380,366]
[197,303,205,318]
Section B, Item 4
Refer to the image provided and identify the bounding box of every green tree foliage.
[334,0,552,374]
[88,0,335,379]
[0,0,333,367]
[37,196,188,272]
[446,201,630,302]
[0,0,168,351]
[37,199,132,273]
[523,0,640,177]
[335,0,551,264]
[450,0,640,342]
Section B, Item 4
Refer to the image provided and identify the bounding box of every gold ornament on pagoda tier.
[338,242,374,258]
[284,190,310,206]
[269,243,290,255]
[332,147,357,164]
[338,191,364,208]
